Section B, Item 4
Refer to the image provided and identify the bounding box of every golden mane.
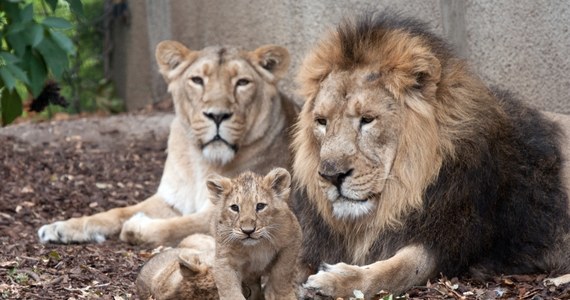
[292,15,505,253]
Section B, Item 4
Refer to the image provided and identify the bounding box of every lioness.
[293,13,570,298]
[207,168,301,300]
[38,41,297,246]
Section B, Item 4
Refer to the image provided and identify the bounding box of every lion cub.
[207,168,302,300]
[136,234,218,300]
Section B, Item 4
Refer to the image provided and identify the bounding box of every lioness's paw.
[38,221,106,244]
[301,263,365,299]
[120,213,161,246]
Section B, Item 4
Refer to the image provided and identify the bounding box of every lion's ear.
[384,52,441,99]
[206,174,232,205]
[263,168,291,200]
[155,40,197,82]
[249,45,290,83]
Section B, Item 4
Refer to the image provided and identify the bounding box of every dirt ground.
[0,112,569,299]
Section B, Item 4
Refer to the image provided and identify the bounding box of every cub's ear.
[263,168,291,200]
[155,40,197,82]
[249,45,290,83]
[178,252,207,276]
[206,174,232,205]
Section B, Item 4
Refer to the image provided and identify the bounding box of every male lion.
[38,41,297,246]
[293,13,570,298]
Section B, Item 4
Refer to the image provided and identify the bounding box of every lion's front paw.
[38,220,106,244]
[544,274,570,287]
[301,263,366,299]
[120,213,162,246]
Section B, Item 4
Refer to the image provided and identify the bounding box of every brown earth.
[0,112,569,299]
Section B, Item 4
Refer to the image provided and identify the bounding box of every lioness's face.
[178,47,260,165]
[156,42,290,165]
[310,69,402,219]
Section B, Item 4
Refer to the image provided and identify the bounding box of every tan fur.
[136,234,217,300]
[301,245,436,298]
[208,168,302,300]
[38,41,298,246]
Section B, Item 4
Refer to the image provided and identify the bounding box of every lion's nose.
[319,169,353,188]
[203,112,233,126]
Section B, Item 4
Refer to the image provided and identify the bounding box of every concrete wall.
[111,0,570,114]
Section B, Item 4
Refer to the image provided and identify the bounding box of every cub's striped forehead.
[232,172,260,194]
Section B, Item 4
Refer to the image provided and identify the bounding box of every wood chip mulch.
[0,114,568,299]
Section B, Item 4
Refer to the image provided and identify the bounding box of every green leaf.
[5,64,29,85]
[15,81,29,101]
[48,250,61,261]
[46,0,59,12]
[42,17,72,29]
[26,50,47,97]
[49,30,75,55]
[0,67,17,91]
[26,23,45,47]
[3,2,21,23]
[1,87,23,126]
[65,0,84,16]
[0,52,19,64]
[36,37,68,80]
[6,21,26,34]
[6,32,26,55]
[20,4,34,24]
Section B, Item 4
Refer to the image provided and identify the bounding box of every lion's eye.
[191,76,204,85]
[360,116,375,125]
[256,203,267,211]
[230,204,239,212]
[236,78,250,86]
[316,118,327,126]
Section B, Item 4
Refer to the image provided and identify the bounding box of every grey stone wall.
[112,0,570,114]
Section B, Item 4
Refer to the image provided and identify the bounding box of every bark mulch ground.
[0,112,568,299]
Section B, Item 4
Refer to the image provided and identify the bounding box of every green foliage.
[63,0,123,114]
[0,0,79,125]
[0,0,122,126]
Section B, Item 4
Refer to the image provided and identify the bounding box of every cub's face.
[307,69,402,219]
[207,168,291,246]
[156,42,290,165]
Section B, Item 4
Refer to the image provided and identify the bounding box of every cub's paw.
[38,221,106,244]
[301,263,365,299]
[120,213,162,246]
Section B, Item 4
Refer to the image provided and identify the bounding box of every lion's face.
[294,25,444,225]
[308,69,402,219]
[156,42,290,165]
